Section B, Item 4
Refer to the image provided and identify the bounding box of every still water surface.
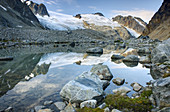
[0,51,152,111]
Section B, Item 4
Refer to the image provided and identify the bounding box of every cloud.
[110,9,155,23]
[56,9,63,12]
[46,1,58,5]
[88,6,97,10]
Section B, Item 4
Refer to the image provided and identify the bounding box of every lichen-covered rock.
[80,100,97,109]
[112,86,131,96]
[151,38,170,63]
[112,78,125,86]
[90,65,113,81]
[130,82,143,92]
[152,77,170,108]
[60,72,104,103]
[54,102,66,110]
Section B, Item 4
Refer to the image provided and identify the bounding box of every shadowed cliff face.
[0,0,42,28]
[142,0,170,40]
[112,15,147,34]
[0,54,42,97]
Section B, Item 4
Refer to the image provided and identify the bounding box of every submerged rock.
[90,65,113,81]
[60,72,104,103]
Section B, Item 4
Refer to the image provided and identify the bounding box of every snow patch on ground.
[36,12,121,31]
[125,27,140,37]
[81,14,121,28]
[134,18,146,27]
[36,12,84,30]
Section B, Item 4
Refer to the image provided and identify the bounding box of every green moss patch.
[77,107,104,112]
[105,91,153,112]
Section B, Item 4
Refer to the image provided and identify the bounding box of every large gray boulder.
[60,72,104,103]
[151,38,170,63]
[90,65,113,81]
[152,77,170,108]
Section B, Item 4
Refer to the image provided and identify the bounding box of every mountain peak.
[112,15,146,34]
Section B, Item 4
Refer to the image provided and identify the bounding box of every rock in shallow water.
[90,65,113,81]
[60,71,104,103]
[130,82,143,92]
[112,86,131,96]
[112,77,125,86]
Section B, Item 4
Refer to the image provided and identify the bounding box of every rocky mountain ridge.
[0,0,42,28]
[142,0,170,40]
[24,0,50,17]
[112,15,147,34]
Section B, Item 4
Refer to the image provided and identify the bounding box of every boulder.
[80,100,97,109]
[34,106,45,112]
[111,109,122,112]
[104,107,110,112]
[112,86,131,96]
[130,82,143,92]
[98,103,106,109]
[151,38,170,63]
[90,65,113,81]
[86,47,103,54]
[150,62,170,79]
[137,48,151,54]
[60,72,104,103]
[139,56,151,63]
[158,107,170,112]
[112,78,125,86]
[152,77,170,108]
[123,55,139,62]
[54,102,66,110]
[64,102,76,112]
[111,54,125,60]
[44,101,53,105]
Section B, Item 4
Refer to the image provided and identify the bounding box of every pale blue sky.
[32,0,163,22]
